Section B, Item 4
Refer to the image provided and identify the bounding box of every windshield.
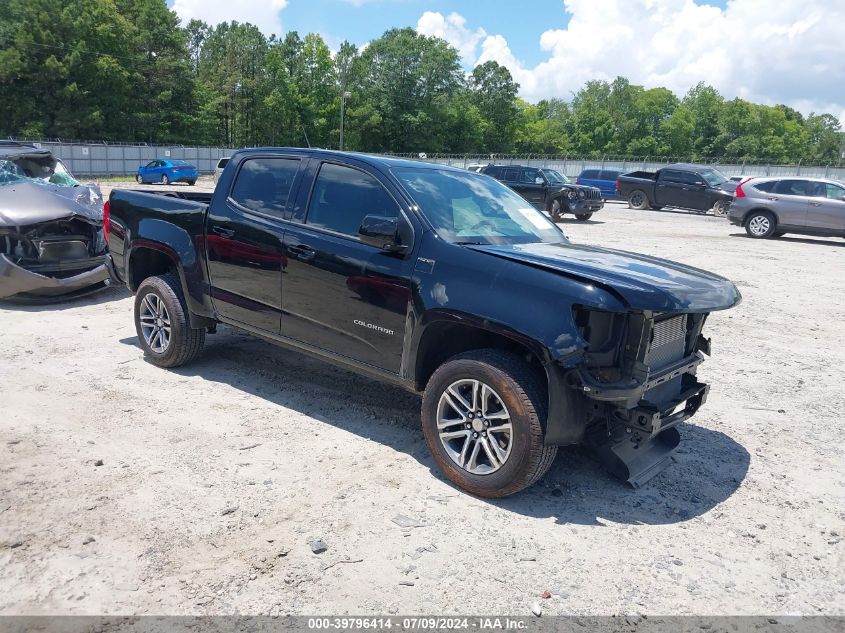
[394,168,567,246]
[0,156,79,187]
[701,168,728,186]
[541,169,569,185]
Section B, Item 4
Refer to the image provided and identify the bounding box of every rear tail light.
[103,200,111,242]
[735,178,752,198]
[615,179,620,191]
[575,177,581,184]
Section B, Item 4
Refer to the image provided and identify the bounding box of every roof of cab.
[232,147,467,173]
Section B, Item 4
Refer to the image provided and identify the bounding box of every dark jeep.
[481,165,604,221]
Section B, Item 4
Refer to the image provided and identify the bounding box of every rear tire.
[421,350,557,498]
[136,174,143,184]
[628,190,649,210]
[161,174,170,185]
[134,273,205,368]
[575,213,592,221]
[187,180,196,186]
[744,210,777,239]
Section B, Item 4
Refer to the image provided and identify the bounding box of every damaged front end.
[568,307,714,487]
[0,148,113,300]
[0,214,112,300]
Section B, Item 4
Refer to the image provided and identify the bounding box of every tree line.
[1,0,842,163]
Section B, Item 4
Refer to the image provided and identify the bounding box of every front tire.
[575,213,592,221]
[421,350,557,498]
[134,273,205,368]
[549,198,563,221]
[628,190,649,210]
[161,174,170,185]
[745,211,776,239]
[713,199,730,217]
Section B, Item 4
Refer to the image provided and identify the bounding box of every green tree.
[358,28,463,152]
[469,61,519,152]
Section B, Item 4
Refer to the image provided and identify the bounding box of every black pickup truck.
[617,163,736,216]
[107,149,741,497]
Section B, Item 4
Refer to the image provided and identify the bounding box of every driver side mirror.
[535,177,545,185]
[359,215,408,254]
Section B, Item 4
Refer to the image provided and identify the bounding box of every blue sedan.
[136,159,199,185]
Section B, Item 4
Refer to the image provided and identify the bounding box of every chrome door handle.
[767,197,779,201]
[288,244,315,262]
[810,202,823,206]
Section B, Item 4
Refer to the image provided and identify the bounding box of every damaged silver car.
[0,142,114,300]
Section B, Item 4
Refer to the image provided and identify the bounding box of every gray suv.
[728,177,845,239]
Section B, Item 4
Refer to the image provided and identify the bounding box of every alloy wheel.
[139,293,172,353]
[748,215,770,236]
[436,379,513,475]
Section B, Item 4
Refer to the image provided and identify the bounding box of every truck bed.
[619,171,657,181]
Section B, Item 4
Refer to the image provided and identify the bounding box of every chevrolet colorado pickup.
[107,149,741,497]
[618,163,736,216]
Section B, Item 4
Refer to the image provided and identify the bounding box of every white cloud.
[172,0,288,37]
[416,11,487,65]
[421,0,845,121]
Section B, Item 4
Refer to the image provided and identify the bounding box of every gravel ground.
[1,194,843,616]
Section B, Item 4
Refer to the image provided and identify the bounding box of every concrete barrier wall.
[13,140,845,180]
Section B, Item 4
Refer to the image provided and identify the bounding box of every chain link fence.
[9,138,845,180]
[7,138,231,177]
[389,154,845,181]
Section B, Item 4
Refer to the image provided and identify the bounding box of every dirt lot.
[1,194,843,616]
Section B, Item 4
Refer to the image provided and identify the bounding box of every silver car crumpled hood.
[0,181,104,227]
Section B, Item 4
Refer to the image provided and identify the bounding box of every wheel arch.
[127,242,215,329]
[413,319,549,394]
[742,206,779,226]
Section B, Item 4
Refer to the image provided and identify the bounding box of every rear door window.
[230,157,300,217]
[660,170,686,183]
[599,170,619,181]
[774,180,810,196]
[581,169,599,179]
[305,162,399,238]
[502,167,519,182]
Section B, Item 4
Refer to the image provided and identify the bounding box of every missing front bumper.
[586,376,709,487]
[0,253,115,300]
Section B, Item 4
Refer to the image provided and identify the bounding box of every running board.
[589,427,681,488]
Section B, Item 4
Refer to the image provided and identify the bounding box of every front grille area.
[648,315,687,370]
[584,188,602,200]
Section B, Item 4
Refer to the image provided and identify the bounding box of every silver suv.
[728,177,845,239]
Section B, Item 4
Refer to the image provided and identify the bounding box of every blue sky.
[169,0,843,121]
[279,0,728,66]
[282,0,568,66]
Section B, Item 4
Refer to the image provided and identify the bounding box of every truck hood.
[715,181,738,194]
[467,241,741,312]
